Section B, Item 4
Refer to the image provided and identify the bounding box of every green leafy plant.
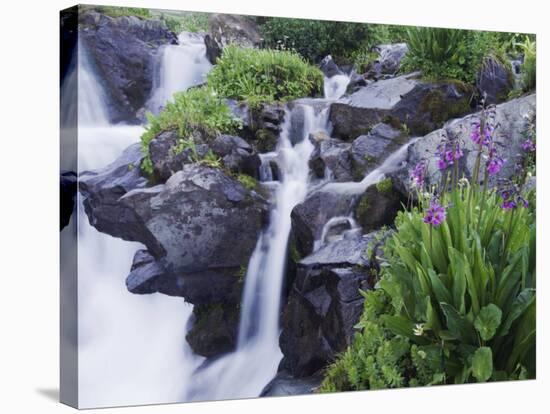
[158,11,209,34]
[236,173,258,191]
[91,6,151,19]
[140,87,241,176]
[207,45,323,106]
[402,28,498,83]
[516,37,536,92]
[259,18,370,63]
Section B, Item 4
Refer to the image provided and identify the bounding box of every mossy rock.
[354,178,404,233]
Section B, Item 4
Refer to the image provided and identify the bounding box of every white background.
[1,0,548,412]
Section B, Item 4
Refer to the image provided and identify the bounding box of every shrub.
[259,18,371,63]
[517,37,536,92]
[207,45,323,106]
[322,107,536,391]
[158,11,209,34]
[92,6,151,19]
[140,87,241,175]
[402,28,500,83]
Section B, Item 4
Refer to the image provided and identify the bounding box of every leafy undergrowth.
[207,45,324,107]
[140,87,240,176]
[321,106,536,392]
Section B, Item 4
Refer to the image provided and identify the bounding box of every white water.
[324,74,351,100]
[313,216,359,251]
[321,140,415,195]
[62,39,203,408]
[147,32,212,113]
[186,104,329,401]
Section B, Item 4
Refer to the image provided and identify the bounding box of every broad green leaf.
[497,288,535,338]
[441,303,477,344]
[472,347,493,382]
[474,303,502,341]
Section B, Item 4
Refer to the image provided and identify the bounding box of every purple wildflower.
[487,155,506,176]
[522,139,536,153]
[499,185,529,211]
[435,140,463,171]
[423,201,446,227]
[501,199,517,210]
[410,161,427,188]
[470,121,482,145]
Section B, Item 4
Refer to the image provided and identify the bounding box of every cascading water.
[61,38,205,408]
[186,104,330,401]
[147,32,212,113]
[324,73,351,100]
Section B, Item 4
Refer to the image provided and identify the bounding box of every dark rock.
[320,55,341,78]
[279,232,377,377]
[309,138,353,181]
[248,103,286,151]
[330,73,474,140]
[60,171,77,230]
[354,178,404,233]
[350,123,404,179]
[211,134,261,177]
[392,94,536,196]
[346,72,368,94]
[260,371,323,396]
[79,143,150,243]
[149,129,209,183]
[186,303,240,357]
[291,191,356,257]
[79,11,177,122]
[126,249,166,294]
[204,14,261,64]
[477,55,514,105]
[117,164,268,304]
[365,43,409,79]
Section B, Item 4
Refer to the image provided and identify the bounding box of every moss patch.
[376,178,393,194]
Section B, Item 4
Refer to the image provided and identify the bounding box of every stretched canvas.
[60,4,537,409]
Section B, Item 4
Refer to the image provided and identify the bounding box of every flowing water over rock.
[62,38,203,409]
[186,104,330,401]
[147,32,212,113]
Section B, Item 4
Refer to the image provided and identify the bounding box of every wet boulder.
[291,191,356,257]
[329,73,474,140]
[210,134,261,177]
[350,122,404,178]
[309,138,353,182]
[476,55,514,105]
[392,94,536,196]
[354,178,405,233]
[79,143,149,243]
[279,232,377,377]
[79,11,177,122]
[365,43,409,79]
[149,129,210,183]
[204,14,262,64]
[261,371,323,396]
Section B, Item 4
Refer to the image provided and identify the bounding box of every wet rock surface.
[79,11,177,122]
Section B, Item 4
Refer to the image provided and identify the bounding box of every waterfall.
[186,104,330,401]
[321,139,417,195]
[324,74,351,100]
[147,32,212,113]
[313,216,359,251]
[61,39,203,409]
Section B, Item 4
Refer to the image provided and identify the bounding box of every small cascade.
[258,152,278,182]
[322,140,416,195]
[61,37,204,408]
[313,216,359,251]
[324,74,351,100]
[186,102,330,401]
[147,32,212,113]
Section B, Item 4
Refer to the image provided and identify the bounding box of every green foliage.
[320,289,444,392]
[140,87,241,176]
[402,28,500,83]
[517,37,536,92]
[376,178,393,194]
[207,45,323,106]
[259,17,370,62]
[322,183,536,391]
[236,173,258,191]
[157,11,209,34]
[92,6,151,19]
[379,184,535,381]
